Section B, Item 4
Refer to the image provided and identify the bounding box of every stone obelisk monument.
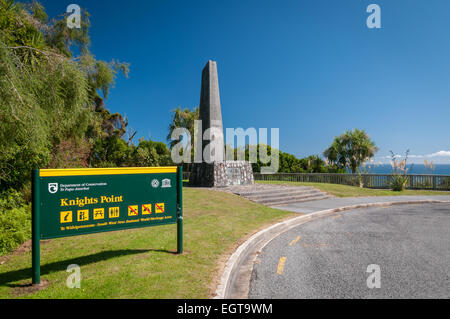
[189,61,254,187]
[199,60,225,163]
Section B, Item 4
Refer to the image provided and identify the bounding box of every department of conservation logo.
[151,179,160,188]
[48,183,58,194]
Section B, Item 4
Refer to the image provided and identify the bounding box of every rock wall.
[189,161,254,187]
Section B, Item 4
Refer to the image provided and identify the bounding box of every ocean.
[363,164,450,175]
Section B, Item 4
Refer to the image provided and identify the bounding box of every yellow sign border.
[39,167,177,177]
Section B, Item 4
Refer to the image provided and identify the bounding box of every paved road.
[273,195,450,214]
[249,203,450,298]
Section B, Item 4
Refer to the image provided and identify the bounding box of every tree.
[131,139,172,167]
[242,144,343,174]
[324,129,378,174]
[89,135,130,168]
[167,107,199,171]
[0,1,129,191]
[167,107,199,148]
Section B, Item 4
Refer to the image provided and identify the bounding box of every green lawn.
[257,181,450,197]
[0,188,293,299]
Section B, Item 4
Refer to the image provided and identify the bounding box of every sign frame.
[31,166,183,285]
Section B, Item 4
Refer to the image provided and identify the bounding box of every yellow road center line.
[289,236,301,246]
[277,257,287,275]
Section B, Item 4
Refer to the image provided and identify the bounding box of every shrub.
[0,190,31,255]
[389,150,410,192]
[390,175,408,192]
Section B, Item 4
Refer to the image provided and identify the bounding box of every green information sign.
[31,166,183,285]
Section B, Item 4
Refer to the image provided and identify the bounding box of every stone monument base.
[189,161,254,187]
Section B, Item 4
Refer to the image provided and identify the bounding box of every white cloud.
[426,151,450,158]
[374,150,450,163]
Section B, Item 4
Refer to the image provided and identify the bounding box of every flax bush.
[389,150,410,192]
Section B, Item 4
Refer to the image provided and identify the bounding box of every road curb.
[214,199,450,299]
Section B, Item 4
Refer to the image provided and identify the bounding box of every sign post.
[177,166,183,254]
[31,166,183,285]
[32,169,41,285]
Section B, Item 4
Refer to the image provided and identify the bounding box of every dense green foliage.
[0,1,171,192]
[245,144,344,174]
[0,189,30,255]
[0,1,171,255]
[323,129,378,174]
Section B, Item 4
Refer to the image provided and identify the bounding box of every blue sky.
[39,0,450,163]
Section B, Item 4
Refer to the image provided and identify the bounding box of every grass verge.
[256,181,450,197]
[0,188,293,299]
